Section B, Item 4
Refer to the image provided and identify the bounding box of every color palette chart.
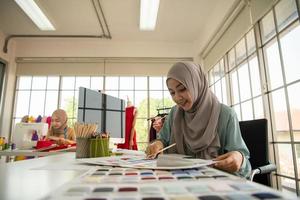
[43,166,296,200]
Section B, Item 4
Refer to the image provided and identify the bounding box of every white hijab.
[167,61,221,159]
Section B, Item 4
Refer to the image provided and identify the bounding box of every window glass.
[253,96,264,119]
[249,56,262,97]
[233,105,241,121]
[47,77,59,90]
[214,80,222,102]
[163,90,175,108]
[120,77,134,90]
[75,77,90,90]
[119,91,134,103]
[219,58,225,77]
[17,76,32,89]
[209,69,214,85]
[236,38,247,64]
[275,0,298,32]
[228,48,236,70]
[61,77,75,90]
[149,77,163,90]
[260,11,276,43]
[73,91,79,119]
[45,91,58,116]
[136,118,148,150]
[105,76,119,90]
[213,63,221,82]
[32,77,46,90]
[287,82,300,140]
[163,77,168,90]
[241,100,253,120]
[264,40,284,90]
[59,91,75,113]
[281,177,297,196]
[221,77,228,105]
[271,89,290,141]
[29,91,45,116]
[246,29,256,55]
[15,91,30,117]
[231,71,240,104]
[135,91,148,118]
[149,91,163,117]
[135,77,147,90]
[280,23,300,84]
[91,77,103,90]
[277,144,295,177]
[238,63,251,101]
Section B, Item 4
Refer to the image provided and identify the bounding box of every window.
[259,0,300,194]
[209,0,300,195]
[224,28,263,121]
[208,58,228,104]
[13,75,175,151]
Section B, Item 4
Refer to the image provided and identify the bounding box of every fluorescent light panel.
[15,0,55,31]
[140,0,160,31]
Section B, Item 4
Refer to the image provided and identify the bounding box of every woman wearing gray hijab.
[146,61,251,177]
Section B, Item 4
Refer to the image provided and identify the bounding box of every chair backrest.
[239,118,271,186]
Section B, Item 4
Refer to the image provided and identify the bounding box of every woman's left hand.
[213,151,243,173]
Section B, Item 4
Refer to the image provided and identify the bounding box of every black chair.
[239,119,276,187]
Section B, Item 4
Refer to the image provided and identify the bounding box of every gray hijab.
[167,61,221,159]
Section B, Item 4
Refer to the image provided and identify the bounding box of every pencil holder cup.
[89,138,110,158]
[76,138,90,158]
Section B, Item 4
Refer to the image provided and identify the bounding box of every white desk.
[0,149,64,157]
[0,153,84,200]
[0,152,297,200]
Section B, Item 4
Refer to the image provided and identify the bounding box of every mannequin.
[117,98,138,150]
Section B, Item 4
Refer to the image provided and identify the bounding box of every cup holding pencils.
[89,132,110,158]
[74,123,98,158]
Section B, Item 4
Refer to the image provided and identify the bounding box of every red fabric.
[36,140,53,149]
[36,140,76,151]
[117,106,138,150]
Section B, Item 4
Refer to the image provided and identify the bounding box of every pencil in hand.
[147,143,176,159]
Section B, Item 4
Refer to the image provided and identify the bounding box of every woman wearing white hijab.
[146,61,251,177]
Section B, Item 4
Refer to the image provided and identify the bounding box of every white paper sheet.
[77,153,215,170]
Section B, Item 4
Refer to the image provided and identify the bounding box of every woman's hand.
[213,151,243,173]
[152,117,163,132]
[57,138,74,145]
[145,140,164,159]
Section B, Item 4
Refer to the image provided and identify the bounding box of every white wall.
[14,38,193,58]
[0,31,17,139]
[13,38,194,76]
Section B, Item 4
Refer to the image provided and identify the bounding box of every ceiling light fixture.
[139,0,160,31]
[14,0,55,31]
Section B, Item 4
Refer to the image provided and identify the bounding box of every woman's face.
[167,78,193,111]
[51,115,63,129]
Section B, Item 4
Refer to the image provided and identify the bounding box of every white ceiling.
[0,0,239,52]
